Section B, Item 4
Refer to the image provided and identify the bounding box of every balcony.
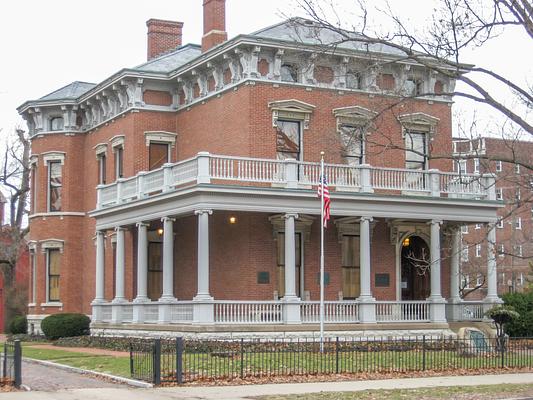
[96,152,496,210]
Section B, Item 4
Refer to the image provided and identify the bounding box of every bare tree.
[0,128,30,329]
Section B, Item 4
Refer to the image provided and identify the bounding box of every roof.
[39,81,96,101]
[251,18,405,57]
[134,43,202,73]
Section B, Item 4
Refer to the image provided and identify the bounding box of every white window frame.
[457,160,467,174]
[40,239,64,305]
[461,246,469,262]
[496,160,502,172]
[461,225,468,234]
[515,245,523,257]
[515,217,522,230]
[28,242,37,305]
[46,160,63,213]
[475,244,482,258]
[496,188,503,201]
[515,164,520,173]
[473,158,480,173]
[475,224,481,230]
[497,218,504,229]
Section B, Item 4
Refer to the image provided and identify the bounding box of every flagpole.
[319,151,325,353]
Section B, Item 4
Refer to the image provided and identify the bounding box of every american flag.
[317,175,331,228]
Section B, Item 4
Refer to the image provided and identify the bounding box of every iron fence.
[130,336,533,385]
[2,340,21,388]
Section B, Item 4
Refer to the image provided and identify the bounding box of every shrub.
[41,313,90,340]
[8,315,27,335]
[502,291,533,336]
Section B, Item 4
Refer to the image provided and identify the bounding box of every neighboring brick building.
[453,137,532,298]
[18,0,500,336]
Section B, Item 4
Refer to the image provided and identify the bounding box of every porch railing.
[446,301,486,321]
[301,301,359,323]
[375,301,430,322]
[214,301,283,324]
[96,153,494,209]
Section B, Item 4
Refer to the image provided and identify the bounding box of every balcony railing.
[96,152,495,209]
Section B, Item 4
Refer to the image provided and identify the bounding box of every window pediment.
[93,143,108,158]
[144,131,177,147]
[40,239,64,253]
[335,216,376,242]
[109,135,125,149]
[268,99,315,130]
[398,113,439,134]
[42,151,65,166]
[333,106,377,133]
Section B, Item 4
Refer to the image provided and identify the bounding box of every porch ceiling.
[91,184,500,230]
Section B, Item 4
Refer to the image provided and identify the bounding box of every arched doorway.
[401,235,431,300]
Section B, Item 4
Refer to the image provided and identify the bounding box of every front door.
[401,236,431,300]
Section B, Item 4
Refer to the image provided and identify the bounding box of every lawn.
[21,343,131,377]
[253,383,533,400]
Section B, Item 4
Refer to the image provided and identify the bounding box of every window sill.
[40,302,63,307]
[29,212,85,219]
[28,303,36,307]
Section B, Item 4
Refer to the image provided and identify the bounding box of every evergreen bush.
[41,313,90,340]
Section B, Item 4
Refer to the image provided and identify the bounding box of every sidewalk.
[2,372,533,399]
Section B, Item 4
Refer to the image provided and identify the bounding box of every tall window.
[404,131,427,170]
[461,245,469,262]
[149,143,170,170]
[147,241,163,300]
[496,188,503,201]
[30,163,37,213]
[47,249,61,302]
[456,160,467,174]
[114,146,124,180]
[346,70,360,89]
[280,64,298,82]
[339,125,364,166]
[97,154,106,185]
[30,250,36,303]
[47,161,62,212]
[276,232,301,298]
[50,117,64,131]
[276,120,301,161]
[496,160,502,172]
[473,158,480,173]
[475,244,481,258]
[341,235,360,299]
[515,217,522,230]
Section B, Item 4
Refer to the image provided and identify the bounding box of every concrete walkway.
[2,372,533,399]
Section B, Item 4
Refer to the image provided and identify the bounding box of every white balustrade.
[95,153,490,209]
[121,305,134,322]
[447,301,486,321]
[301,301,359,323]
[375,301,430,322]
[214,301,282,324]
[210,156,286,183]
[170,302,194,323]
[371,167,429,192]
[172,158,198,184]
[144,304,160,323]
[440,173,485,197]
[120,177,138,201]
[101,304,112,322]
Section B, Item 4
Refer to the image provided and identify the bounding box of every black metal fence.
[2,340,21,388]
[130,336,533,385]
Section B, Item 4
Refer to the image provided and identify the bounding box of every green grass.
[22,345,131,377]
[254,383,533,400]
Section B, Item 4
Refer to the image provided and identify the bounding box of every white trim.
[144,131,177,147]
[268,99,315,130]
[42,151,65,166]
[29,212,85,219]
[40,302,63,307]
[398,112,439,136]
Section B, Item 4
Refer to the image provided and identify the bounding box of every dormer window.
[346,70,361,90]
[404,78,423,96]
[50,117,64,131]
[281,64,298,83]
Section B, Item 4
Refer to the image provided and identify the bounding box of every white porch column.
[484,222,502,305]
[133,222,149,323]
[447,226,463,322]
[428,220,446,322]
[159,217,177,323]
[193,209,214,324]
[282,213,301,324]
[91,230,106,322]
[112,226,126,323]
[357,216,376,323]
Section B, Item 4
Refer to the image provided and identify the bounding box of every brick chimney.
[202,0,228,52]
[146,19,184,61]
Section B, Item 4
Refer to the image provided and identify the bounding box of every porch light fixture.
[157,228,164,236]
[402,237,410,247]
[229,216,237,224]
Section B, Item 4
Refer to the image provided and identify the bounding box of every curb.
[22,357,153,388]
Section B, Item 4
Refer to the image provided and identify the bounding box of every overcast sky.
[0,0,530,141]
